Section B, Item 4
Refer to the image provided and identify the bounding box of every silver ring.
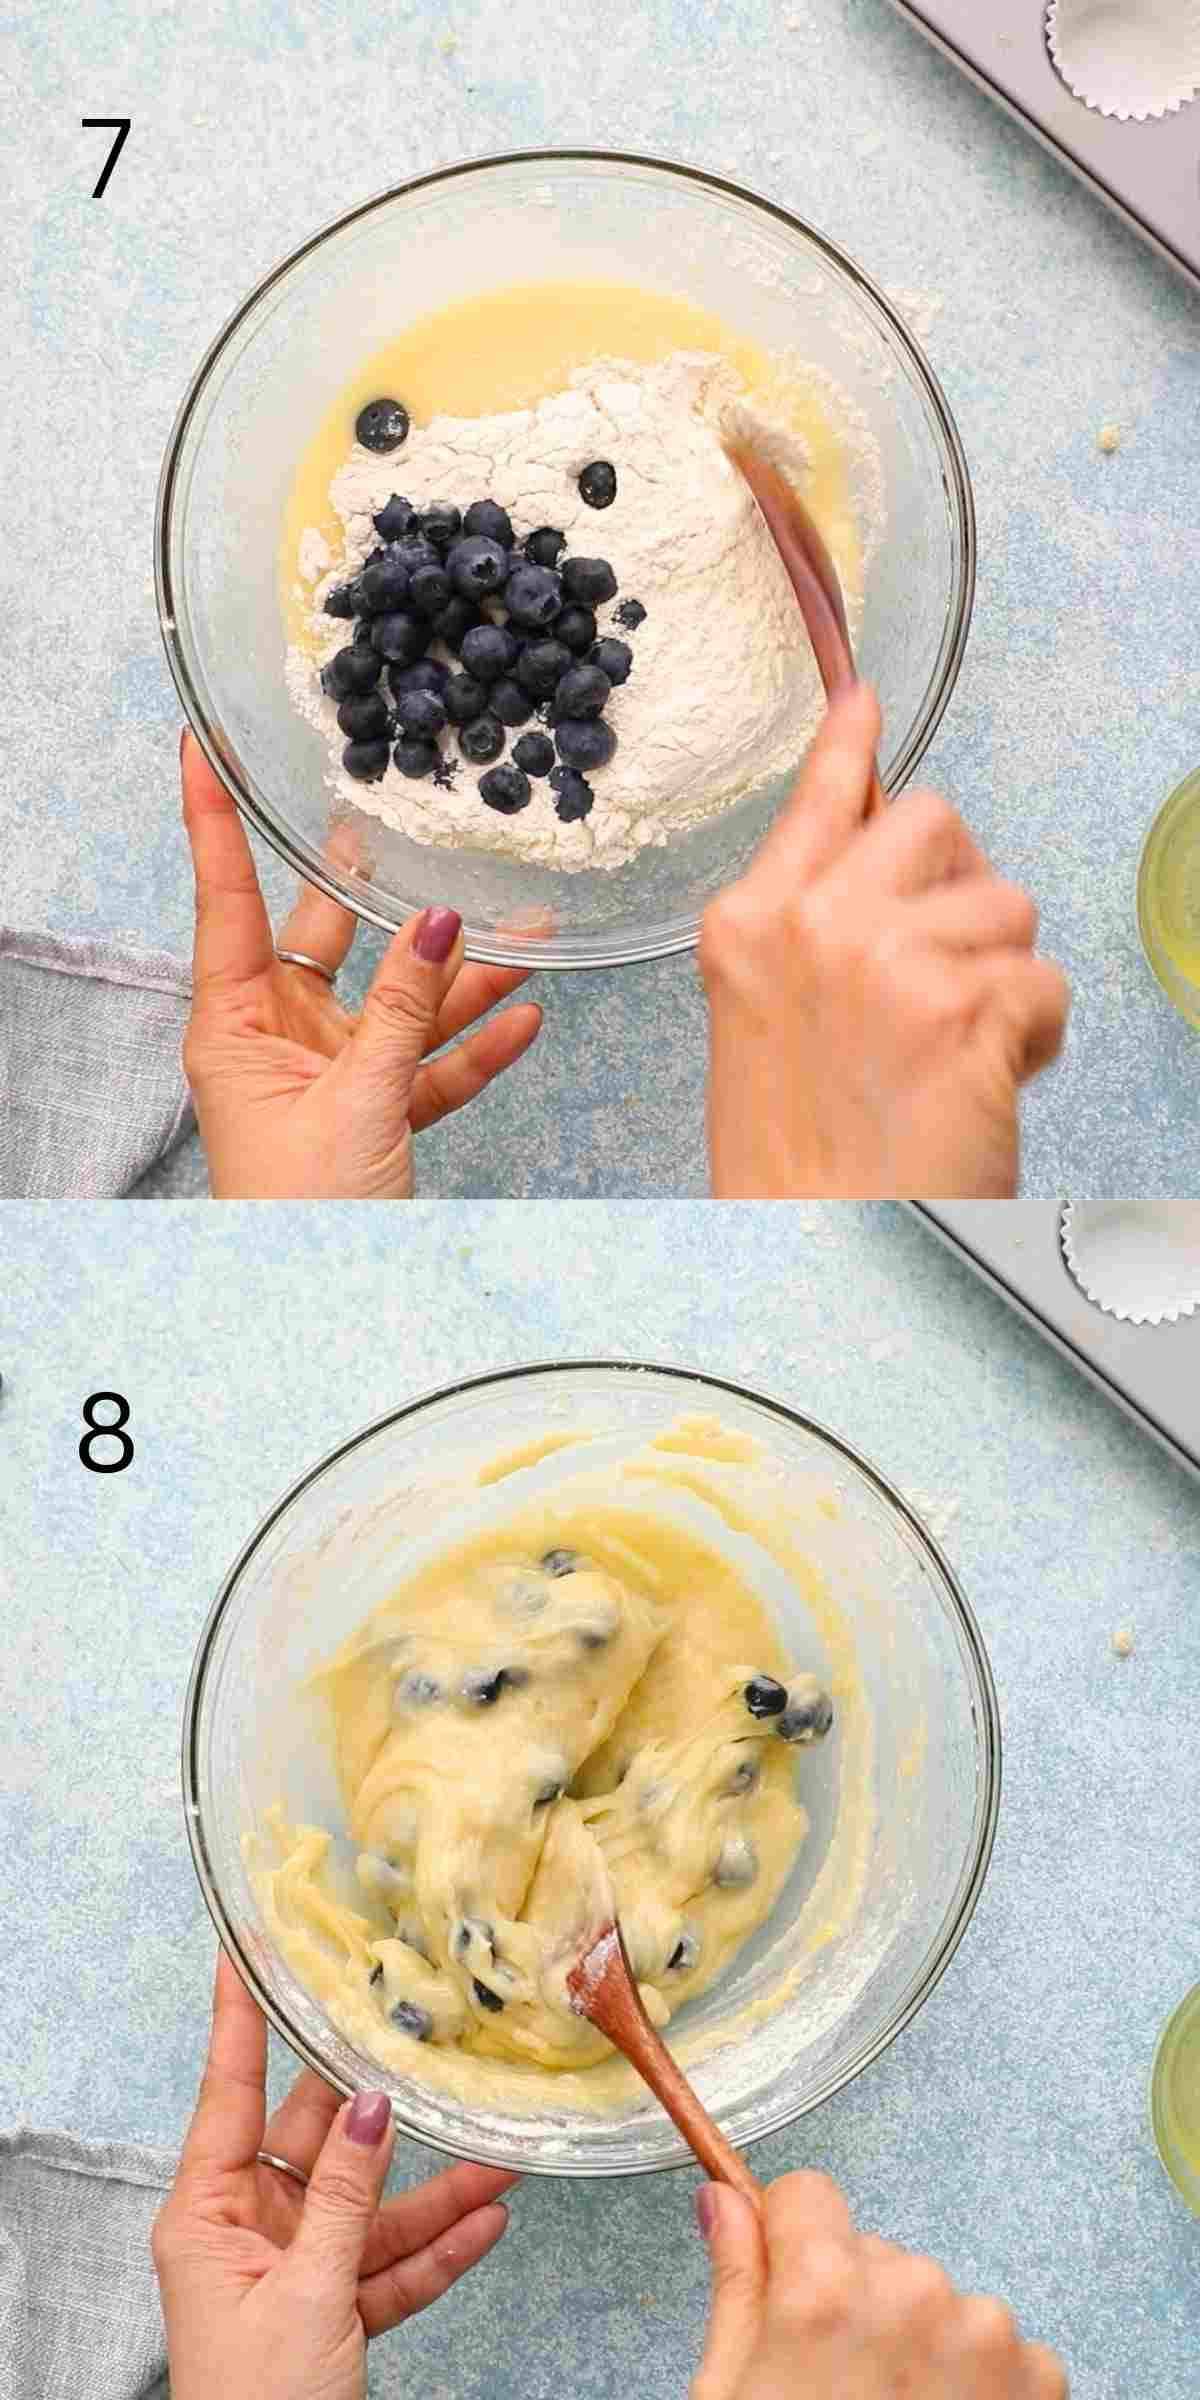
[275,947,337,987]
[257,2149,310,2189]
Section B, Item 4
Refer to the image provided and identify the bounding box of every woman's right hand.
[693,2174,1067,2399]
[700,687,1069,1199]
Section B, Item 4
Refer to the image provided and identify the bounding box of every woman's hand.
[180,733,542,1197]
[693,2173,1067,2399]
[700,688,1069,1198]
[153,1954,514,2400]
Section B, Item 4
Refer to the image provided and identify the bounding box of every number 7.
[82,118,131,200]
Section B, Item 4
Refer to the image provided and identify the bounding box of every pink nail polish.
[695,2184,718,2241]
[346,2090,391,2147]
[412,906,462,964]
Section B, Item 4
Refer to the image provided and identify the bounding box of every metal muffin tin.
[914,1203,1200,1481]
[886,1,1200,293]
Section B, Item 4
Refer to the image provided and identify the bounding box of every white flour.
[288,353,839,873]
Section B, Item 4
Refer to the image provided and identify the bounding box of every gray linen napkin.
[0,930,193,1199]
[0,2129,172,2400]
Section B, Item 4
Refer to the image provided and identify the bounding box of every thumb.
[287,2091,395,2290]
[351,907,464,1092]
[693,2184,767,2399]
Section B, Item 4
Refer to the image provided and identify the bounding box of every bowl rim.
[183,1355,1001,2178]
[155,144,977,971]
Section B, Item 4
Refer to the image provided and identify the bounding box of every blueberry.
[714,1835,758,1889]
[322,643,382,698]
[356,398,410,453]
[463,498,515,548]
[541,1549,578,1576]
[490,677,533,728]
[399,1671,441,1706]
[389,658,449,695]
[516,638,572,697]
[374,493,418,540]
[480,764,532,815]
[615,596,647,630]
[461,624,518,684]
[447,535,510,599]
[561,555,618,606]
[323,583,358,619]
[355,559,411,614]
[504,563,563,630]
[463,1664,527,1702]
[667,1930,700,1973]
[556,717,616,772]
[409,562,453,619]
[394,737,439,780]
[777,1691,834,1745]
[473,1977,505,2013]
[390,2000,433,2040]
[549,767,594,823]
[578,459,617,508]
[371,610,428,665]
[395,537,442,578]
[444,672,489,726]
[743,1675,787,1719]
[534,1777,566,1806]
[430,594,481,651]
[512,731,555,777]
[525,526,566,567]
[419,503,462,549]
[458,712,505,765]
[554,605,598,655]
[336,690,391,741]
[394,687,447,739]
[589,636,633,686]
[342,737,391,782]
[557,663,611,719]
[453,1916,495,1961]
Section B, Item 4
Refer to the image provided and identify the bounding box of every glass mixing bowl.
[183,1361,999,2178]
[157,150,975,969]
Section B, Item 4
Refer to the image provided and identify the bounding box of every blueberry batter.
[256,1490,833,2078]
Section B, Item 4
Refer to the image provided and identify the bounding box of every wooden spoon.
[567,1915,760,2204]
[727,439,885,818]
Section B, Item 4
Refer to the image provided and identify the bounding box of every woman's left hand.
[153,1953,514,2400]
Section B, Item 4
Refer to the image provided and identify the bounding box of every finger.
[350,908,465,1095]
[430,961,534,1048]
[261,2069,342,2181]
[693,2185,767,2399]
[181,732,274,992]
[408,1003,542,1133]
[741,684,883,891]
[275,880,360,982]
[823,785,989,907]
[177,1951,267,2185]
[286,2092,394,2292]
[1025,2339,1071,2397]
[370,2162,517,2269]
[357,2199,510,2337]
[905,875,1038,956]
[763,2170,856,2268]
[977,952,1071,1081]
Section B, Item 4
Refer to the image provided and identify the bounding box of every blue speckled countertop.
[6,0,1200,1195]
[1,1201,1196,2394]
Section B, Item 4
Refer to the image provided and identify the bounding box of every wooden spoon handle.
[575,1924,760,2204]
[728,441,885,820]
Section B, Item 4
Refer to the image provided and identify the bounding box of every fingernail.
[412,906,462,964]
[695,2184,719,2241]
[178,726,188,763]
[345,2090,391,2147]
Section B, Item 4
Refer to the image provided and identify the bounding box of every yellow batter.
[256,1472,834,2082]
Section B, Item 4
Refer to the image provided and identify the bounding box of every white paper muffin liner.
[1060,1202,1200,1324]
[1046,0,1200,120]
